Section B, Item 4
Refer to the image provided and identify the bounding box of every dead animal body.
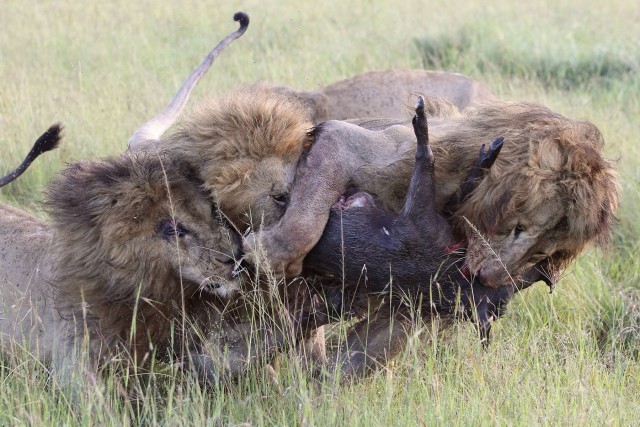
[301,98,516,377]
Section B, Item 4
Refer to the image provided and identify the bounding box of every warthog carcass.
[302,97,535,377]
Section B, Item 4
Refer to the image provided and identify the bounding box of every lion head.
[46,154,242,354]
[164,88,314,231]
[431,102,620,288]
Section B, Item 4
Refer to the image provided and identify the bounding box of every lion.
[131,83,618,291]
[1,13,328,388]
[268,68,495,122]
[0,152,255,388]
[235,98,619,293]
[155,89,316,230]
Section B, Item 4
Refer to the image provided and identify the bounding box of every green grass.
[1,0,639,425]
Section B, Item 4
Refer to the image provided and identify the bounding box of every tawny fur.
[157,88,315,229]
[0,204,60,362]
[0,154,250,387]
[266,69,493,122]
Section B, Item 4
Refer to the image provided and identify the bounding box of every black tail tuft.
[233,12,250,32]
[0,122,64,187]
[33,123,63,155]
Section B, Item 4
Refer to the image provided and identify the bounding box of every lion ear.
[305,92,329,123]
[169,157,205,187]
[533,138,564,172]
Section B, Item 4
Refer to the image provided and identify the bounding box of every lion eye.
[159,219,189,239]
[514,224,525,238]
[271,194,289,207]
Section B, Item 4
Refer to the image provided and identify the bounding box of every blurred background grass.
[1,0,639,424]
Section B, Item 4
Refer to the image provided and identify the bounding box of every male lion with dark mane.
[0,149,253,389]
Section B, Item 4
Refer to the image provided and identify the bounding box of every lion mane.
[44,154,244,373]
[426,101,620,286]
[162,89,315,228]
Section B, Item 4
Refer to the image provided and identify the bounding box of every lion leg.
[187,343,256,386]
[291,325,328,372]
[183,319,271,386]
[49,339,103,406]
[330,310,411,381]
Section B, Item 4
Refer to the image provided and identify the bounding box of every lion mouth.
[198,276,239,298]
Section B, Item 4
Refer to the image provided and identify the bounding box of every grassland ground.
[1,0,638,425]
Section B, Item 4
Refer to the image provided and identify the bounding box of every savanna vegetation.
[0,0,638,425]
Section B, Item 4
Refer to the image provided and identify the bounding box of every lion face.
[47,155,243,304]
[457,121,619,288]
[217,156,297,231]
[104,185,242,300]
[465,197,571,288]
[164,88,314,231]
